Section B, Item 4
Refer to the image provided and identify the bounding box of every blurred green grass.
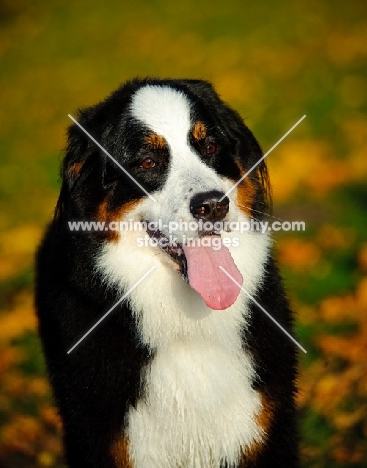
[1,0,367,466]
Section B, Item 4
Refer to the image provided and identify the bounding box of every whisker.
[236,203,283,221]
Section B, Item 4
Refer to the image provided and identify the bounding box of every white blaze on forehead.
[129,84,231,243]
[130,85,192,150]
[129,84,230,242]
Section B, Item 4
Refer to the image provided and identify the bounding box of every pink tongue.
[182,238,243,310]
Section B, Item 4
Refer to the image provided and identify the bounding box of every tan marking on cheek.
[235,176,256,218]
[67,162,84,182]
[192,121,207,141]
[97,198,142,242]
[145,133,166,150]
[240,392,274,465]
[111,436,133,467]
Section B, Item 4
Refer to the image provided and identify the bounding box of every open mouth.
[146,224,188,281]
[145,222,244,311]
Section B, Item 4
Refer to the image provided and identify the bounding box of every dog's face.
[61,79,271,326]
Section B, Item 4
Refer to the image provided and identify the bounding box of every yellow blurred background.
[0,0,366,466]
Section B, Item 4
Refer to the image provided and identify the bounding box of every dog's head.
[58,78,271,314]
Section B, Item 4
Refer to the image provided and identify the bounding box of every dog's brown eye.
[140,157,156,169]
[205,143,217,156]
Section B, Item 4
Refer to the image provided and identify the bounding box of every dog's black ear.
[62,116,97,191]
[54,110,101,221]
[61,108,127,195]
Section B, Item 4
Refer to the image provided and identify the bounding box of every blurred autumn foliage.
[0,0,367,466]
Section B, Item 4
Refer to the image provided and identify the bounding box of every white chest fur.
[127,337,263,468]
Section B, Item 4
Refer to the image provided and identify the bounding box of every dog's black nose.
[190,190,229,222]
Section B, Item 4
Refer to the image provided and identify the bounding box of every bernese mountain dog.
[36,78,298,467]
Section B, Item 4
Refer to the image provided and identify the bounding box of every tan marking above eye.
[145,133,166,150]
[192,121,207,141]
